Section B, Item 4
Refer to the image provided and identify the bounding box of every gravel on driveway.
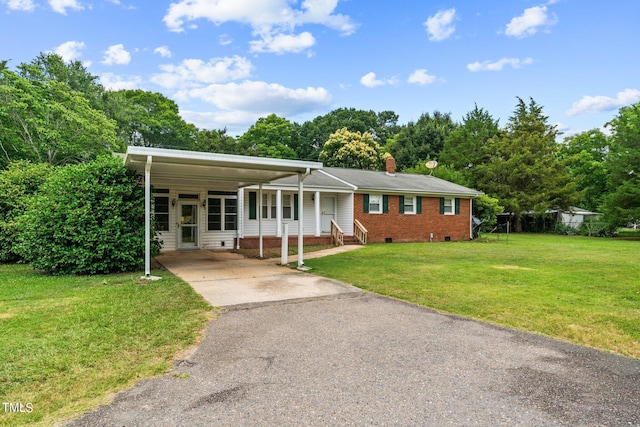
[68,294,640,426]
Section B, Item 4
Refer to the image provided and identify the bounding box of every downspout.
[297,168,311,268]
[470,197,473,240]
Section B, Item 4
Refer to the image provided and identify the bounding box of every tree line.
[1,53,638,233]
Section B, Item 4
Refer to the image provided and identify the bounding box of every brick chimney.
[385,155,396,176]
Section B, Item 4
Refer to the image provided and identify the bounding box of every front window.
[369,194,382,214]
[443,198,454,215]
[153,195,170,231]
[261,193,278,219]
[282,194,292,219]
[404,196,415,214]
[208,197,237,231]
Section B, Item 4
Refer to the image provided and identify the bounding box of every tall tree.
[558,129,609,212]
[602,102,640,226]
[17,53,105,109]
[295,108,399,161]
[440,105,500,187]
[193,128,239,154]
[390,111,457,171]
[0,69,119,167]
[101,89,196,150]
[318,127,382,170]
[476,97,577,231]
[238,114,297,159]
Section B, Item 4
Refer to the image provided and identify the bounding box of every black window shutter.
[363,194,369,213]
[439,197,445,214]
[417,196,422,214]
[383,195,389,213]
[249,191,257,220]
[399,196,405,214]
[294,194,299,220]
[455,198,461,215]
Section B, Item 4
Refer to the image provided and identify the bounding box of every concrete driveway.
[68,294,640,426]
[154,249,362,307]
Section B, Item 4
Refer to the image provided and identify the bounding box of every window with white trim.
[369,194,382,214]
[153,190,170,231]
[262,193,277,219]
[208,196,237,231]
[443,197,454,215]
[403,196,415,214]
[282,194,292,219]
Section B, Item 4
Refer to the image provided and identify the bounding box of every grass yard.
[0,265,213,427]
[305,234,640,359]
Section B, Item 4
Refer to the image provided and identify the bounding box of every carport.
[122,146,323,278]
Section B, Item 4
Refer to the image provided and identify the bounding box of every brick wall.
[239,235,332,249]
[354,194,471,243]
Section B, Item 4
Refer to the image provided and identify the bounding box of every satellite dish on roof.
[425,160,438,175]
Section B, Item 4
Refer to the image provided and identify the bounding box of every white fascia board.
[125,146,322,172]
[244,183,354,194]
[316,169,358,190]
[355,188,484,197]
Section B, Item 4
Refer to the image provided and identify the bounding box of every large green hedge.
[0,161,51,263]
[15,156,159,275]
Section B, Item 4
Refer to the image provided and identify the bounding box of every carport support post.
[297,171,306,268]
[258,184,263,258]
[142,155,154,280]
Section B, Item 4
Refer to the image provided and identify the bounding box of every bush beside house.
[13,156,158,275]
[0,161,51,263]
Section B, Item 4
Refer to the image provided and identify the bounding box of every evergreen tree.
[476,97,577,231]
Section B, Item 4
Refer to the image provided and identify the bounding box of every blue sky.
[2,0,639,139]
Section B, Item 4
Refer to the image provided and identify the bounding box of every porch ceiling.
[123,146,322,189]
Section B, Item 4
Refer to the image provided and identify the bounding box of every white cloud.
[154,46,172,58]
[219,34,233,46]
[566,89,640,116]
[180,110,257,133]
[162,0,356,54]
[48,0,83,14]
[360,72,396,88]
[505,5,557,38]
[6,0,35,11]
[424,8,456,41]
[408,69,437,85]
[54,40,85,61]
[150,56,253,89]
[185,81,332,116]
[100,73,140,90]
[467,57,533,72]
[249,31,316,54]
[101,44,131,65]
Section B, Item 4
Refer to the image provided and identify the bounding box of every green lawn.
[305,234,640,359]
[0,265,213,427]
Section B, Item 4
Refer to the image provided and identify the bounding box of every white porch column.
[276,189,282,238]
[258,184,263,258]
[314,191,321,236]
[297,174,304,267]
[144,155,152,278]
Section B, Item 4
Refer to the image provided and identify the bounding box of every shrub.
[0,161,51,262]
[15,156,160,275]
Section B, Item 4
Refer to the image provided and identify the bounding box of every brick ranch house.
[122,147,482,276]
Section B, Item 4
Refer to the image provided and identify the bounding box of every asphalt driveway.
[68,293,640,426]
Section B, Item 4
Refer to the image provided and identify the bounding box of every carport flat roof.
[123,146,323,189]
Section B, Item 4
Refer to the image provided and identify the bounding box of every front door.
[178,203,199,248]
[321,196,336,233]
